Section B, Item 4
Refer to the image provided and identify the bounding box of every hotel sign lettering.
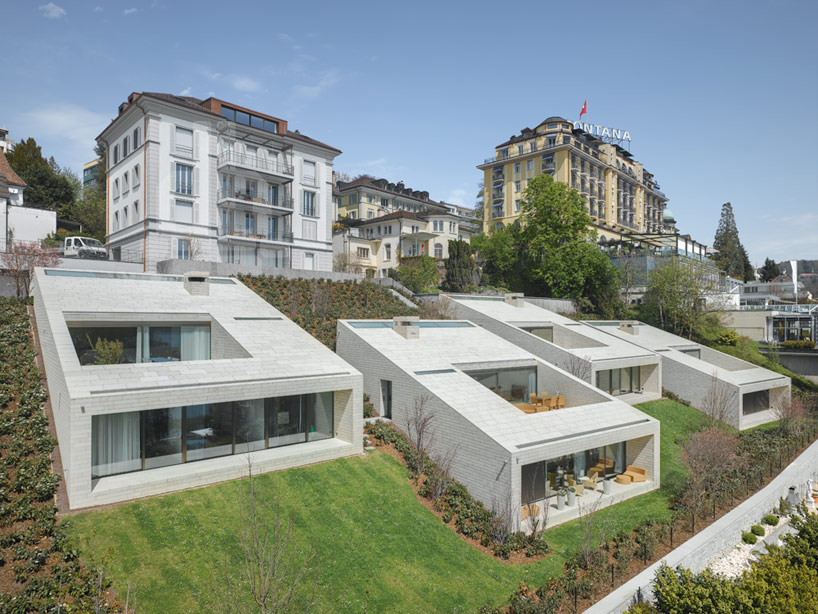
[572,121,631,142]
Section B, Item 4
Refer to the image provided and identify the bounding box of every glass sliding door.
[521,461,546,504]
[91,392,338,479]
[148,326,182,362]
[308,391,333,441]
[186,403,233,461]
[235,398,266,453]
[180,326,211,361]
[269,395,306,447]
[91,412,141,478]
[144,407,183,469]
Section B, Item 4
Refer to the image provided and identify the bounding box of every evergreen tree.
[443,240,475,292]
[759,257,781,282]
[6,137,75,213]
[713,202,753,281]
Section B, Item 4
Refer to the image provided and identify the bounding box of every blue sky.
[2,0,816,264]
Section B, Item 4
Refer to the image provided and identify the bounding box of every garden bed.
[0,298,122,611]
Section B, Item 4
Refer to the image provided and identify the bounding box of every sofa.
[623,465,647,483]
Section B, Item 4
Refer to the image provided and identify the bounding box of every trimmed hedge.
[762,514,779,526]
[742,531,758,545]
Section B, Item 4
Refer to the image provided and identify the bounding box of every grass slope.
[66,399,704,613]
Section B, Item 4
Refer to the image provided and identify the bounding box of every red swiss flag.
[580,100,588,118]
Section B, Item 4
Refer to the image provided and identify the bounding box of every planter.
[557,494,565,510]
[603,478,612,495]
[567,490,576,506]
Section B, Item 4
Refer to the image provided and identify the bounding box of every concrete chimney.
[184,271,210,296]
[504,293,525,308]
[619,321,639,335]
[393,316,419,339]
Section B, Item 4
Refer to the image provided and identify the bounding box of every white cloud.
[201,69,222,81]
[277,33,294,43]
[123,8,137,16]
[39,3,66,18]
[292,69,341,100]
[230,75,263,93]
[179,87,192,96]
[93,6,103,12]
[19,104,110,172]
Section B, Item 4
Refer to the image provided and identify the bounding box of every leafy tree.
[471,175,622,316]
[520,175,621,316]
[443,240,475,292]
[712,202,753,281]
[759,257,781,282]
[652,564,740,614]
[471,224,524,291]
[393,255,439,293]
[639,257,724,340]
[64,183,106,240]
[6,137,75,213]
[1,242,60,297]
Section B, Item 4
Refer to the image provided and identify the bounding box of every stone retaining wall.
[583,436,818,613]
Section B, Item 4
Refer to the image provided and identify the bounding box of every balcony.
[217,189,294,211]
[217,151,294,178]
[218,226,294,244]
[492,209,504,219]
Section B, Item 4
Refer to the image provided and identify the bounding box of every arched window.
[434,243,443,259]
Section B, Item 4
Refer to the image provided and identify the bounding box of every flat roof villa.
[587,321,791,430]
[444,294,662,405]
[337,317,660,530]
[32,268,362,509]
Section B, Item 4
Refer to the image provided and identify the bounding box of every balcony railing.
[492,209,504,219]
[217,151,294,176]
[218,226,294,243]
[217,189,294,209]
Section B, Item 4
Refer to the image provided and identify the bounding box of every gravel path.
[709,515,789,578]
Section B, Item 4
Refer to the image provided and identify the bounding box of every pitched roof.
[0,150,26,187]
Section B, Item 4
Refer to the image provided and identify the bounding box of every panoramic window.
[91,392,334,478]
[69,324,211,365]
[467,367,536,403]
[596,366,641,396]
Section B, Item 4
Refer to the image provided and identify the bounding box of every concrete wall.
[336,322,513,517]
[0,203,56,250]
[524,296,576,314]
[583,437,818,614]
[157,258,363,281]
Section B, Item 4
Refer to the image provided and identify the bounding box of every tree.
[1,242,60,297]
[759,258,781,282]
[6,137,75,213]
[680,426,738,513]
[443,240,475,292]
[639,257,723,340]
[472,175,622,317]
[220,462,318,614]
[712,202,753,282]
[405,395,434,475]
[392,255,438,293]
[64,186,106,240]
[520,175,621,316]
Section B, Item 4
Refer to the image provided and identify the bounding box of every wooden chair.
[556,395,566,409]
[582,471,599,491]
[530,393,538,404]
[547,397,559,410]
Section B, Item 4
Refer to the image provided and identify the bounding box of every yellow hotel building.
[478,116,669,242]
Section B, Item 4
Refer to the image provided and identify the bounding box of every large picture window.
[70,324,210,365]
[596,366,640,396]
[90,392,336,478]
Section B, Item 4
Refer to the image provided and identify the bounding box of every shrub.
[750,524,765,536]
[716,329,740,346]
[363,393,375,418]
[781,339,816,350]
[762,513,779,526]
[742,531,757,544]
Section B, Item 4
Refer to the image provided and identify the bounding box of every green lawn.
[66,399,705,613]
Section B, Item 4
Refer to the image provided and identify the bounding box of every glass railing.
[218,226,294,243]
[217,189,293,209]
[217,151,294,175]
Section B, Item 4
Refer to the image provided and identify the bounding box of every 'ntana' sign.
[572,121,631,142]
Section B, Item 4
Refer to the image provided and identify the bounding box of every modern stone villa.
[337,317,660,530]
[32,268,362,509]
[444,294,662,404]
[588,320,791,430]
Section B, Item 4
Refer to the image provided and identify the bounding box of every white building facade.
[32,268,362,508]
[97,92,340,272]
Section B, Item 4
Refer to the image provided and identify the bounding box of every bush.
[750,524,765,536]
[781,339,816,350]
[716,329,740,346]
[363,393,375,419]
[762,514,779,526]
[742,531,757,544]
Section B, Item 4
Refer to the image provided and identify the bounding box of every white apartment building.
[1,148,56,251]
[97,92,341,272]
[32,268,362,508]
